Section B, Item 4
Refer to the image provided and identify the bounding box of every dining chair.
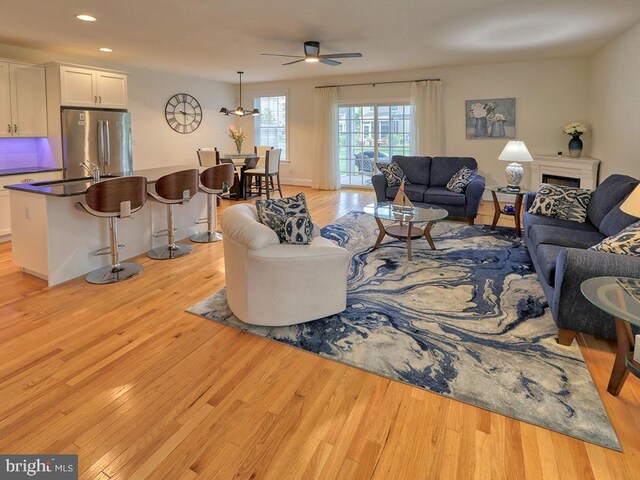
[197,147,220,167]
[244,148,283,200]
[250,146,273,196]
[253,145,273,168]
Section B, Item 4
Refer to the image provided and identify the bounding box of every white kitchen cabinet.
[0,170,63,241]
[0,61,47,138]
[58,65,127,109]
[96,71,127,109]
[10,64,48,137]
[60,66,96,107]
[0,62,11,138]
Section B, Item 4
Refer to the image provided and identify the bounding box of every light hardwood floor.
[0,186,638,480]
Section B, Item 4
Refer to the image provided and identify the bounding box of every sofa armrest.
[371,174,387,202]
[525,192,536,211]
[465,175,485,218]
[553,248,640,338]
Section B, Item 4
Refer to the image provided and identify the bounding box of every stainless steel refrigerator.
[61,108,133,179]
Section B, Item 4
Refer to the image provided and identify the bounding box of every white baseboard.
[281,177,312,187]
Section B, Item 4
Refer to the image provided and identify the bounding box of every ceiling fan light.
[305,57,320,63]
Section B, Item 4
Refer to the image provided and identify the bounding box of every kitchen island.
[5,165,208,286]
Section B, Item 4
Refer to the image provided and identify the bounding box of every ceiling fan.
[262,41,363,66]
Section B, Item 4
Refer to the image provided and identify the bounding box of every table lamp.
[621,184,640,218]
[498,140,533,192]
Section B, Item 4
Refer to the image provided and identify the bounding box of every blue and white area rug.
[188,212,620,450]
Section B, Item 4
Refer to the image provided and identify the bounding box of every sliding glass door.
[338,104,412,187]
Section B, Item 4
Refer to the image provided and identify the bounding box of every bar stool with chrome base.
[191,163,235,243]
[76,176,148,284]
[148,169,199,260]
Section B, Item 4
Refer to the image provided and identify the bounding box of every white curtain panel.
[411,80,446,156]
[312,86,340,190]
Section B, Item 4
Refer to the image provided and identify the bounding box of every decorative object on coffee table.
[498,140,533,191]
[486,185,529,237]
[564,122,587,158]
[391,179,414,212]
[364,202,448,260]
[581,276,640,396]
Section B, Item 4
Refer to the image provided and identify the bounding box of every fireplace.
[530,156,600,191]
[542,174,580,188]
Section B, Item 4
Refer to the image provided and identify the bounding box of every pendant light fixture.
[220,71,259,117]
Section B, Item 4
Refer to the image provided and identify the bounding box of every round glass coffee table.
[581,276,640,396]
[363,202,448,260]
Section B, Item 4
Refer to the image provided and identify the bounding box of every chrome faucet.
[80,162,101,182]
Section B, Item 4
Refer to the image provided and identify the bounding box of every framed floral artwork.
[465,98,516,139]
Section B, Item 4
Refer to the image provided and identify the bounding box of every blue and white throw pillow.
[589,221,640,256]
[446,167,477,193]
[378,162,407,187]
[283,215,315,245]
[256,193,312,243]
[528,183,593,223]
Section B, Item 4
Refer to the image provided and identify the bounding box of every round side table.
[581,276,640,396]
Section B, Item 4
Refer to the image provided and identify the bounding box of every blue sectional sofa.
[372,156,486,223]
[524,174,640,343]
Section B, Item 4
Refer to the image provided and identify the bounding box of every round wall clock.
[165,93,202,134]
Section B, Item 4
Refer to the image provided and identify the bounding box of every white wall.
[0,43,237,171]
[243,57,590,187]
[589,22,640,180]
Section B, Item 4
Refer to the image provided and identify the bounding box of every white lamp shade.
[498,141,534,163]
[621,184,640,218]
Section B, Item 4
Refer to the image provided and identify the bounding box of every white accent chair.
[220,203,349,326]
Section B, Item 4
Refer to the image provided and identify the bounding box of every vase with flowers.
[563,122,587,158]
[228,125,247,154]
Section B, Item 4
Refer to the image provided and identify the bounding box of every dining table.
[219,153,259,200]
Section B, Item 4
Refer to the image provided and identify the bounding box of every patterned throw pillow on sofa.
[528,183,593,223]
[283,215,315,245]
[256,193,311,242]
[377,162,407,187]
[446,166,477,193]
[589,221,640,256]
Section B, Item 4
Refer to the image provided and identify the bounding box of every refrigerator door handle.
[97,120,105,165]
[104,121,111,166]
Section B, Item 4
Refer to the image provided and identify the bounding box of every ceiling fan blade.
[319,58,341,66]
[282,59,306,66]
[319,53,363,59]
[262,53,305,58]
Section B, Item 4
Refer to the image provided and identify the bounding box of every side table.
[581,277,640,396]
[485,186,529,237]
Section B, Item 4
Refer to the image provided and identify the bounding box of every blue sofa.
[524,174,640,344]
[372,156,486,223]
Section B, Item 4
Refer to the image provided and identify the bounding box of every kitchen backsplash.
[0,138,55,170]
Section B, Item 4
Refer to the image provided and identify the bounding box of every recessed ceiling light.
[76,14,97,22]
[99,48,113,53]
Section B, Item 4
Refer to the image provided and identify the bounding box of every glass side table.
[581,276,640,396]
[485,186,530,237]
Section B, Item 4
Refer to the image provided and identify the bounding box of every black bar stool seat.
[76,176,148,284]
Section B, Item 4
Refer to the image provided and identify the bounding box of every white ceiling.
[1,0,639,83]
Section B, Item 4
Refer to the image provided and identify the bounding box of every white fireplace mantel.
[530,155,600,190]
